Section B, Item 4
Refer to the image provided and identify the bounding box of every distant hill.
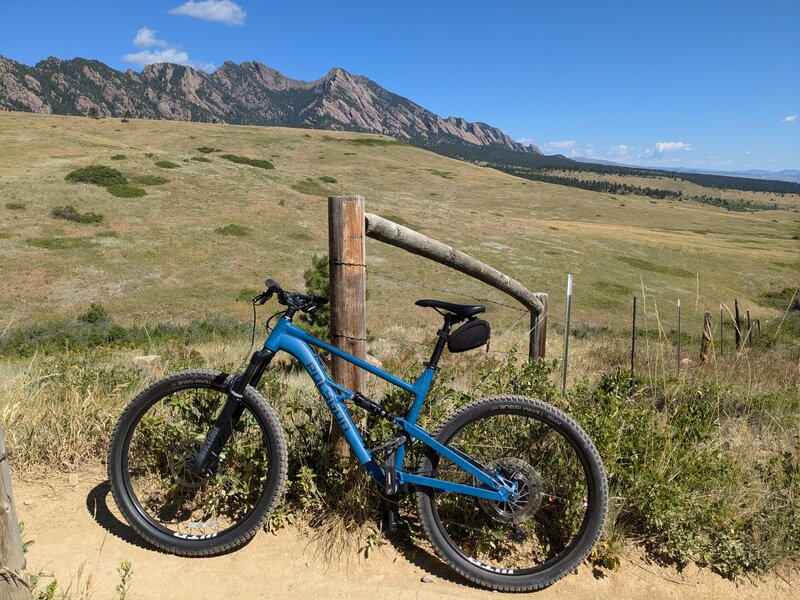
[0,55,540,155]
[576,159,800,184]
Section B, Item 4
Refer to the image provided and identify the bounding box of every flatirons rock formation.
[0,56,540,154]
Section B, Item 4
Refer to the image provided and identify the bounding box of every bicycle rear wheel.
[416,396,607,591]
[108,370,287,555]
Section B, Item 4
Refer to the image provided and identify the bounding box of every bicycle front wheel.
[416,396,607,592]
[108,370,288,555]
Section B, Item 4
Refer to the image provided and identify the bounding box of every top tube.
[264,317,417,394]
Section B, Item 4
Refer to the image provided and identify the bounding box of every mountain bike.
[108,279,608,592]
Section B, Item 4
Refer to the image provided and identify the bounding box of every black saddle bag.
[447,319,491,353]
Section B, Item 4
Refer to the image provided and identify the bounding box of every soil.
[15,470,798,600]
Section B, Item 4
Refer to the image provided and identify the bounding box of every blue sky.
[1,0,798,171]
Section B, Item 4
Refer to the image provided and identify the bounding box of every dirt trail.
[15,470,798,600]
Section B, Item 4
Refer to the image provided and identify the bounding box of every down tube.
[276,334,384,481]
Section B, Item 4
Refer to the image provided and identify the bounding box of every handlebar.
[253,279,328,314]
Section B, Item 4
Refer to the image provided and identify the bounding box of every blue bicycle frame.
[263,316,516,502]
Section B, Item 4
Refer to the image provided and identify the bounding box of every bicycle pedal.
[370,435,406,459]
[386,508,409,534]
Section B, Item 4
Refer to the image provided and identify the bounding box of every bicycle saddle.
[415,299,485,318]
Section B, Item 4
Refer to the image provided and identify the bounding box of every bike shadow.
[85,480,160,552]
[86,481,250,556]
[385,524,485,590]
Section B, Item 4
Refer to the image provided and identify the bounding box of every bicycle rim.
[120,383,273,540]
[423,404,599,578]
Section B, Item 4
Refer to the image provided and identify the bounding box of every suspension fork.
[192,348,275,474]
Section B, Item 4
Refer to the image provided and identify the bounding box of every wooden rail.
[364,212,547,360]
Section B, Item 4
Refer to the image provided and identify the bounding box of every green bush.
[196,147,221,153]
[215,224,250,236]
[296,254,330,341]
[50,205,104,224]
[219,154,274,170]
[25,237,93,250]
[5,202,25,210]
[0,310,248,357]
[155,160,181,169]
[106,184,146,198]
[130,175,168,185]
[111,154,126,160]
[290,178,326,196]
[65,165,127,186]
[318,176,337,183]
[191,156,212,163]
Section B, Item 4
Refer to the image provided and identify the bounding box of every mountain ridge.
[0,55,540,154]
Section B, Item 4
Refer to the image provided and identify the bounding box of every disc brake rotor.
[479,457,543,524]
[167,440,207,488]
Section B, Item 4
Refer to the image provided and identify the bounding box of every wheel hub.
[480,457,543,524]
[167,440,208,488]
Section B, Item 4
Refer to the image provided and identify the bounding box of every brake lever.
[252,290,273,305]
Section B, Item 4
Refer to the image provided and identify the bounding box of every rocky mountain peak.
[0,56,542,154]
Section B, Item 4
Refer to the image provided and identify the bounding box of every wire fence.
[364,269,793,392]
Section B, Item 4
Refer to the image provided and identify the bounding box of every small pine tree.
[87,106,99,119]
[297,254,330,341]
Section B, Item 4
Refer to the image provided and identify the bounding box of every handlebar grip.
[314,295,329,305]
[264,279,282,293]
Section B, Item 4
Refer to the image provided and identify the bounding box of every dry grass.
[0,112,797,343]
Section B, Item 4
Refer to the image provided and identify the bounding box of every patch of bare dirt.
[15,469,798,599]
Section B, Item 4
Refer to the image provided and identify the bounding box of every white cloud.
[169,1,246,26]
[783,114,797,123]
[133,27,168,48]
[654,141,691,153]
[123,48,191,67]
[544,140,577,151]
[516,137,539,146]
[123,28,216,72]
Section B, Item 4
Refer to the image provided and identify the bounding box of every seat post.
[427,315,457,369]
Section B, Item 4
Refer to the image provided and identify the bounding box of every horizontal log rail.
[364,212,547,359]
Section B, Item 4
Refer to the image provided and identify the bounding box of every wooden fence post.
[746,310,753,347]
[699,311,712,365]
[0,426,29,600]
[328,196,367,464]
[734,299,742,350]
[530,293,548,360]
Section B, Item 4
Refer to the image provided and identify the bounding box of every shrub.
[50,205,104,224]
[79,303,110,324]
[196,147,221,153]
[297,254,330,340]
[0,311,247,357]
[215,224,250,236]
[219,154,274,170]
[154,161,180,169]
[111,154,126,160]
[65,165,127,186]
[5,202,25,210]
[291,178,326,196]
[318,176,337,183]
[191,156,212,163]
[25,237,93,250]
[106,184,146,198]
[130,175,168,185]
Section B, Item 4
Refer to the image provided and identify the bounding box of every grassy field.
[1,111,798,348]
